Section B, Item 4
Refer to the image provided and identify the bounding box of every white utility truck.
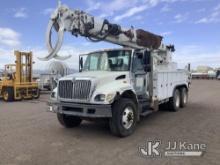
[43,2,191,137]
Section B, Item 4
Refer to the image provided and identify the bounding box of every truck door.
[131,51,148,97]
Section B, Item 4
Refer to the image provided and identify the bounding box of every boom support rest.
[136,29,163,49]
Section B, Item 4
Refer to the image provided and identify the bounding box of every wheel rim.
[175,92,180,108]
[122,106,134,129]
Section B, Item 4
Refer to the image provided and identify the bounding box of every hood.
[60,71,129,86]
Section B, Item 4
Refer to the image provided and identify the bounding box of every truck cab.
[49,48,191,137]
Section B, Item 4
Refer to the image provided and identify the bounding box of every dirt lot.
[0,80,220,165]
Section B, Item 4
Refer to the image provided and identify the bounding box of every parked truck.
[43,2,191,137]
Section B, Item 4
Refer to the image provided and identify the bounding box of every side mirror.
[79,57,83,72]
[187,63,191,72]
[144,65,151,72]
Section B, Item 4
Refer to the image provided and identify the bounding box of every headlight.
[106,93,116,102]
[51,87,58,99]
[94,94,105,102]
[94,93,116,102]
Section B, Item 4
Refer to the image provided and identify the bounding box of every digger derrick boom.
[39,2,163,61]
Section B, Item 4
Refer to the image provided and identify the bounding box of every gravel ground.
[0,80,220,165]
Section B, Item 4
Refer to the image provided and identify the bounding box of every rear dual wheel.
[168,89,180,112]
[169,87,188,112]
[180,88,188,108]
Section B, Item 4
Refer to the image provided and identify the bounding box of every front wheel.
[57,113,82,128]
[109,98,138,137]
[3,87,14,102]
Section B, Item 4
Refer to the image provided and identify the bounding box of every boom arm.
[39,2,163,61]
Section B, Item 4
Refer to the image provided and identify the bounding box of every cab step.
[140,110,153,117]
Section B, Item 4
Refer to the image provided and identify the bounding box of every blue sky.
[0,0,220,70]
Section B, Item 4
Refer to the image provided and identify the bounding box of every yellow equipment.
[0,51,40,102]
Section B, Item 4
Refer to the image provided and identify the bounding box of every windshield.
[83,50,131,71]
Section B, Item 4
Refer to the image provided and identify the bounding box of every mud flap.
[151,99,159,111]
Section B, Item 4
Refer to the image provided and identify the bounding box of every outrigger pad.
[136,29,163,49]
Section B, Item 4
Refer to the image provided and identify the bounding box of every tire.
[57,113,82,128]
[33,88,40,99]
[3,87,14,102]
[168,89,180,112]
[109,98,138,137]
[180,88,188,108]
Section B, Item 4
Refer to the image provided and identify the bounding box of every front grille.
[58,80,73,99]
[72,80,91,100]
[58,80,91,100]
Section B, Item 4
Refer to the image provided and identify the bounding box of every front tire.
[57,113,82,128]
[109,98,138,137]
[3,87,14,102]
